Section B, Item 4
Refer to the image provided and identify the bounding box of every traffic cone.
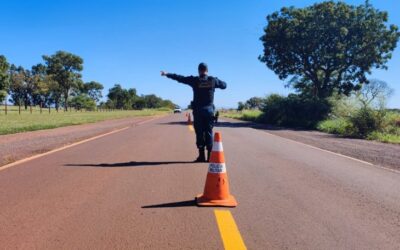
[188,113,193,125]
[196,132,237,207]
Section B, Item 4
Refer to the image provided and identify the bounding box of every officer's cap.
[198,62,208,72]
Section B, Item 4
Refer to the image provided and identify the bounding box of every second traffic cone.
[188,113,193,125]
[196,132,237,207]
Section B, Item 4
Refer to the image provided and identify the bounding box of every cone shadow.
[142,199,196,208]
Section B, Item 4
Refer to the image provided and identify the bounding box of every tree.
[8,65,27,113]
[8,65,38,111]
[31,63,57,113]
[106,84,175,110]
[245,97,264,109]
[69,94,96,111]
[0,55,9,103]
[107,84,129,109]
[132,97,146,110]
[82,81,104,103]
[161,99,176,109]
[259,1,400,99]
[356,79,394,109]
[143,94,163,109]
[237,102,246,111]
[43,51,83,111]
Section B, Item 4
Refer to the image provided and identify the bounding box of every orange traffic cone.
[188,113,193,125]
[196,132,237,207]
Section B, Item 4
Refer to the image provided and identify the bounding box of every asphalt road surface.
[1,115,399,249]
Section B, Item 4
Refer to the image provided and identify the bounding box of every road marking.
[188,124,194,132]
[214,210,247,250]
[0,116,162,172]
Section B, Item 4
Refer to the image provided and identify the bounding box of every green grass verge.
[0,108,170,135]
[318,111,400,144]
[367,132,400,144]
[317,118,354,136]
[221,110,263,122]
[225,109,400,144]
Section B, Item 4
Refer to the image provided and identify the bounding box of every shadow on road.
[142,199,196,208]
[159,121,188,126]
[160,120,256,128]
[214,121,256,128]
[65,161,195,168]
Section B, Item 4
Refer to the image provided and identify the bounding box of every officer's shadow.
[65,161,199,208]
[65,161,194,168]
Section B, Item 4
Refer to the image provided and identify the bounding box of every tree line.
[100,84,175,110]
[0,51,175,114]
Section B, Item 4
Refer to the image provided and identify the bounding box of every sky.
[1,0,399,108]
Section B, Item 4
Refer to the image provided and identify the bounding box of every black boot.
[207,150,211,162]
[194,148,206,162]
[206,145,212,162]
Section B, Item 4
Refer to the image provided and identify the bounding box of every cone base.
[195,194,238,207]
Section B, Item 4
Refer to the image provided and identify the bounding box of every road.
[1,114,399,249]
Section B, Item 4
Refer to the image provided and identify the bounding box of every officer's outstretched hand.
[160,71,168,76]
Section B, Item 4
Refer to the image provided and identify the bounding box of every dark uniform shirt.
[166,74,227,109]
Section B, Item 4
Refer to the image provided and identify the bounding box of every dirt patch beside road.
[218,118,400,171]
[0,116,163,167]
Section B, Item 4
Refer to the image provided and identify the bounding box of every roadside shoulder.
[0,116,163,167]
[218,118,400,171]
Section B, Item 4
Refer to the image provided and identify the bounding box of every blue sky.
[1,0,399,108]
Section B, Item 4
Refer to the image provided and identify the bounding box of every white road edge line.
[260,130,400,175]
[0,116,162,172]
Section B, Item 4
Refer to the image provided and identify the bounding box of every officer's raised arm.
[215,78,227,89]
[161,71,195,86]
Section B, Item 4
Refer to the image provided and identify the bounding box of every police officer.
[161,63,227,162]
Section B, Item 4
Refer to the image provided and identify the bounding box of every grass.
[0,106,170,135]
[221,109,263,122]
[223,108,400,144]
[367,132,400,144]
[317,111,400,144]
[317,118,354,136]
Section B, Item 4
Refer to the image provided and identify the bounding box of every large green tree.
[31,63,57,112]
[143,94,163,109]
[9,65,38,110]
[8,65,28,112]
[43,51,83,111]
[106,84,140,109]
[69,94,96,111]
[259,1,400,99]
[246,97,264,109]
[0,55,10,102]
[82,81,104,103]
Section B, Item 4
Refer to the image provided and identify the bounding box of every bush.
[319,107,387,138]
[222,109,263,122]
[261,94,331,128]
[69,94,96,111]
[349,107,384,138]
[317,118,356,136]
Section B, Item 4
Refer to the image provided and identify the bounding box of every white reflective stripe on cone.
[208,163,226,173]
[212,142,223,152]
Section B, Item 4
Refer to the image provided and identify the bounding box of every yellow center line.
[214,210,247,250]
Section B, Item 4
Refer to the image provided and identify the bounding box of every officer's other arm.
[215,78,227,89]
[161,71,194,86]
